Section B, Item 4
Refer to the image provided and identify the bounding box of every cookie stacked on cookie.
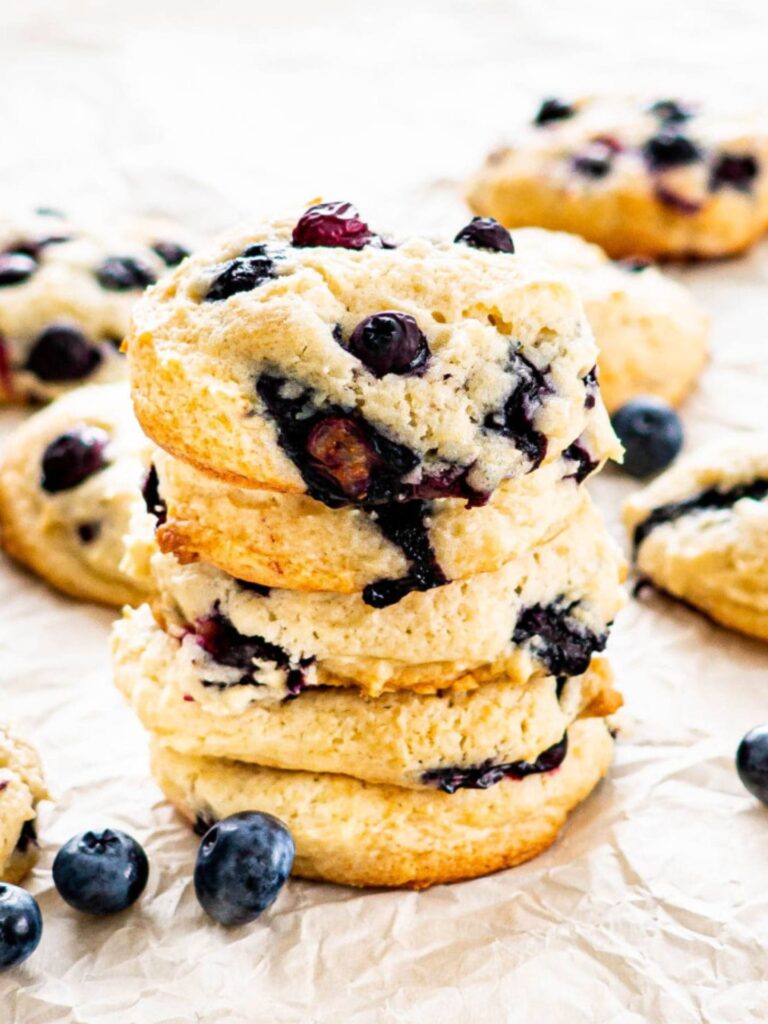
[112,202,626,888]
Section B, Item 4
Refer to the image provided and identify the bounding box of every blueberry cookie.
[467,97,768,259]
[624,435,768,639]
[127,202,618,505]
[0,720,47,884]
[113,602,621,787]
[514,228,710,412]
[150,421,607,593]
[134,494,625,698]
[0,383,154,606]
[150,716,614,888]
[0,208,194,402]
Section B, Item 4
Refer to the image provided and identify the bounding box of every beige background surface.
[2,1,768,1020]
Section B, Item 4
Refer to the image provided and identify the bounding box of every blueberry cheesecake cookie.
[150,716,614,888]
[467,97,768,259]
[150,424,607,593]
[514,228,710,412]
[127,202,618,505]
[0,720,47,884]
[0,383,154,606]
[0,208,194,402]
[131,494,625,697]
[624,435,768,639]
[113,601,621,787]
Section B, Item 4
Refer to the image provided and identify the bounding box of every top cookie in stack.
[115,202,625,889]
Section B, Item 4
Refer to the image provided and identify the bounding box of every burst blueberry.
[736,724,768,805]
[41,427,110,493]
[533,98,575,126]
[710,153,759,193]
[643,131,702,169]
[194,811,294,926]
[611,397,683,478]
[305,416,379,500]
[292,201,377,249]
[96,256,156,291]
[0,252,37,287]
[0,884,42,971]
[347,311,429,377]
[25,324,102,382]
[454,217,514,253]
[53,828,148,915]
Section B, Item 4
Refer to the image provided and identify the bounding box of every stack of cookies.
[112,202,626,889]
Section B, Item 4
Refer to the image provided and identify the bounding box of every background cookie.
[0,719,47,884]
[514,228,710,412]
[467,96,768,259]
[149,717,615,889]
[127,203,619,505]
[0,208,195,403]
[0,383,154,607]
[624,434,768,639]
[113,604,621,788]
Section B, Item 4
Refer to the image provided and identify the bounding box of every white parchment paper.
[2,1,768,1020]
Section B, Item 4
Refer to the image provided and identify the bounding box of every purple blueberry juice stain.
[513,600,608,677]
[562,441,598,484]
[421,734,568,793]
[362,500,447,609]
[709,153,759,193]
[484,351,551,469]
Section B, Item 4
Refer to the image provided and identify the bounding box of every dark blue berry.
[484,351,551,468]
[204,247,276,302]
[363,500,447,608]
[454,217,514,253]
[151,240,190,267]
[52,828,148,915]
[648,99,693,124]
[0,884,42,971]
[611,397,683,479]
[194,812,294,926]
[513,601,607,677]
[142,465,167,525]
[4,234,70,259]
[643,131,702,169]
[41,427,110,493]
[0,252,37,287]
[292,201,376,250]
[25,324,102,382]
[710,153,759,193]
[76,521,101,543]
[533,98,575,126]
[348,311,429,377]
[96,256,156,291]
[572,142,615,179]
[737,725,768,804]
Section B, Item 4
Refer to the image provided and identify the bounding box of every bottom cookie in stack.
[149,717,615,889]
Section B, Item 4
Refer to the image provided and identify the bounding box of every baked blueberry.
[513,601,607,676]
[142,465,167,525]
[194,811,294,926]
[454,217,514,253]
[0,252,37,287]
[151,240,191,267]
[347,311,429,377]
[363,499,447,608]
[421,734,569,793]
[534,98,575,126]
[40,426,110,493]
[52,828,148,915]
[291,201,377,250]
[305,416,380,501]
[0,884,42,971]
[484,351,550,467]
[204,248,276,302]
[96,256,156,291]
[563,441,598,483]
[648,99,693,124]
[611,397,683,478]
[582,366,599,409]
[76,521,101,543]
[25,324,103,382]
[710,153,759,193]
[643,131,702,169]
[572,141,615,179]
[736,725,768,805]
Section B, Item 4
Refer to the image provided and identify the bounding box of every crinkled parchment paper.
[2,1,768,1020]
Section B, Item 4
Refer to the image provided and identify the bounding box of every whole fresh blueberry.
[0,252,37,287]
[611,397,683,478]
[194,811,294,927]
[643,131,702,169]
[53,828,148,915]
[0,884,42,971]
[204,249,276,302]
[151,240,191,267]
[710,153,759,193]
[41,427,110,493]
[347,311,429,377]
[454,217,514,253]
[533,98,575,126]
[96,256,156,291]
[292,201,376,249]
[25,324,102,382]
[737,724,768,804]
